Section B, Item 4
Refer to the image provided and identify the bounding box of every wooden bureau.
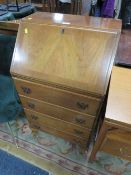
[90,66,131,161]
[10,12,121,148]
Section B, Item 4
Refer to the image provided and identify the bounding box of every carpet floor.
[0,149,49,175]
[0,114,131,175]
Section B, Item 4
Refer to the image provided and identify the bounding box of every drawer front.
[30,123,87,147]
[20,95,95,129]
[13,78,101,115]
[24,108,91,139]
[100,132,131,161]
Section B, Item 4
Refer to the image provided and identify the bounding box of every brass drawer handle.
[76,102,88,110]
[74,129,83,136]
[28,102,35,109]
[33,125,40,130]
[31,115,38,120]
[21,86,31,94]
[75,116,86,124]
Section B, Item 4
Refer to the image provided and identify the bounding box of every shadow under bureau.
[10,12,121,148]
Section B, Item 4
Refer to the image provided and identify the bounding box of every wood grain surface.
[11,21,120,96]
[24,108,91,139]
[89,66,131,161]
[100,132,131,161]
[13,77,100,115]
[20,95,95,129]
[106,66,131,125]
[22,12,122,32]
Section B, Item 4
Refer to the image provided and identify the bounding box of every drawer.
[13,78,101,115]
[20,95,95,129]
[30,123,87,148]
[24,108,91,139]
[100,132,131,161]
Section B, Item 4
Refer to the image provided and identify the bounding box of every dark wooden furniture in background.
[10,12,121,149]
[40,0,56,12]
[89,66,131,161]
[32,0,82,14]
[115,29,131,67]
[70,0,82,14]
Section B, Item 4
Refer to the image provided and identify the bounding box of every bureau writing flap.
[10,20,120,97]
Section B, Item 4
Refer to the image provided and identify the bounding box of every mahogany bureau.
[90,66,131,161]
[10,12,121,148]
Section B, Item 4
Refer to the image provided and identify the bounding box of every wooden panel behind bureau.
[14,78,101,115]
[24,108,91,139]
[100,132,131,161]
[20,95,95,129]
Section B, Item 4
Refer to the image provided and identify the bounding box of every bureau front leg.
[89,122,108,162]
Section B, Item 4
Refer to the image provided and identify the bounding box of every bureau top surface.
[22,12,121,32]
[106,66,131,125]
[11,13,121,97]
